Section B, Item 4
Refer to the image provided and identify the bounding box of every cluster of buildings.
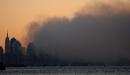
[0,32,64,66]
[0,32,37,66]
[1,33,130,66]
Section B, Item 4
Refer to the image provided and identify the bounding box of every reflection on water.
[0,66,130,75]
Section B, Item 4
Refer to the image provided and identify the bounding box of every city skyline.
[1,1,130,75]
[0,31,130,66]
[0,0,130,66]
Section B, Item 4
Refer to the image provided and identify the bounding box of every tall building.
[10,37,23,65]
[0,46,3,63]
[5,32,10,53]
[26,43,36,65]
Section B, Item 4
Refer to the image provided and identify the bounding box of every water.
[0,66,130,75]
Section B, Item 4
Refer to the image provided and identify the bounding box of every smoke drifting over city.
[27,1,130,63]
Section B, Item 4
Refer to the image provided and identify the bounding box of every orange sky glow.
[0,0,130,47]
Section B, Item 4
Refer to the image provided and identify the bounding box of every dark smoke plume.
[26,1,130,63]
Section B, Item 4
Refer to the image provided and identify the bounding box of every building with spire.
[5,32,10,53]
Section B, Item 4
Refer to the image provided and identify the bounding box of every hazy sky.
[0,0,88,47]
[0,0,130,47]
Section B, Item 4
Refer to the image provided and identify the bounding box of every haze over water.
[0,0,130,67]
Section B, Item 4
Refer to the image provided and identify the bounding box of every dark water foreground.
[0,66,130,75]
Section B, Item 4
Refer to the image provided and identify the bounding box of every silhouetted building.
[5,32,10,53]
[0,46,3,63]
[0,47,5,70]
[26,43,37,65]
[4,32,11,65]
[10,37,23,65]
[10,38,21,53]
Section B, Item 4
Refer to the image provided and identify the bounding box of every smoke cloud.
[26,0,130,63]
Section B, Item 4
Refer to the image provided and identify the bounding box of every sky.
[0,0,130,48]
[0,0,87,47]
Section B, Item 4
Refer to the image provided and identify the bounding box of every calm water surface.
[0,66,130,75]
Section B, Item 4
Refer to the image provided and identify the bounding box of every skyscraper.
[10,37,23,65]
[5,32,10,53]
[0,46,3,63]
